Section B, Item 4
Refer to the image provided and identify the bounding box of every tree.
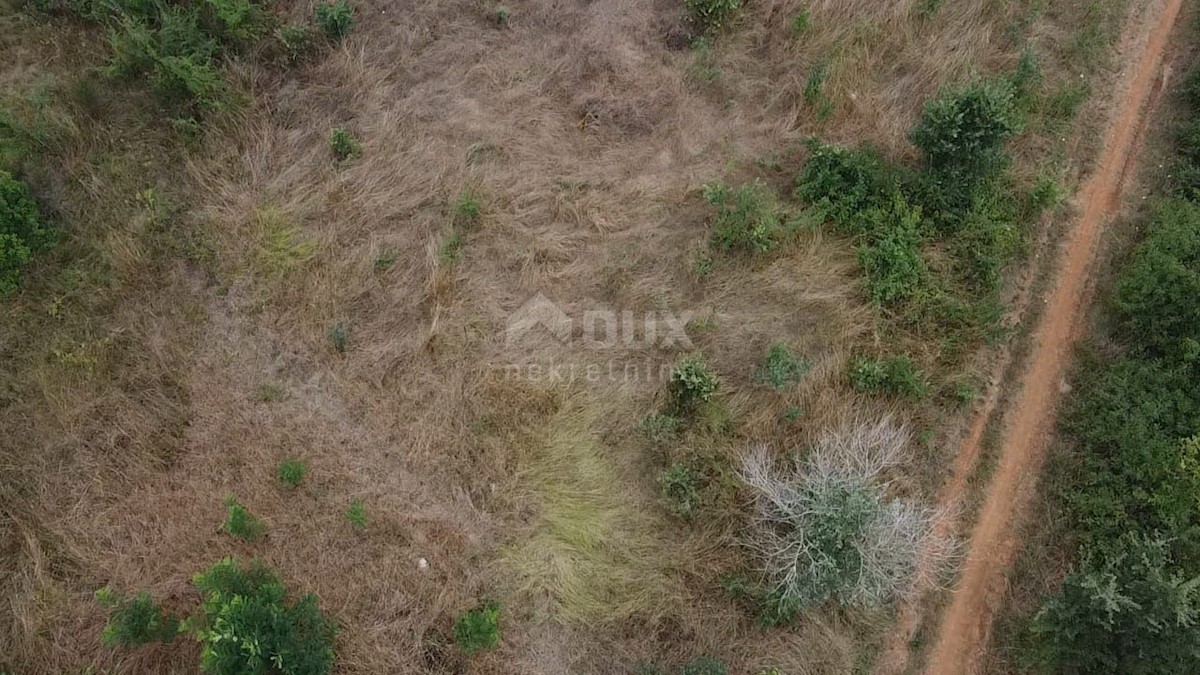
[1028,536,1200,674]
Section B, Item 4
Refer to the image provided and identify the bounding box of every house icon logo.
[505,293,573,346]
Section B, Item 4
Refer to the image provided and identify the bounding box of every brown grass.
[0,0,1132,672]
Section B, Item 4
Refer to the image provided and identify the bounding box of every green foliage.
[452,189,482,230]
[803,61,832,118]
[849,354,929,399]
[856,193,928,305]
[1113,200,1200,365]
[98,0,264,115]
[95,587,179,647]
[328,126,361,161]
[681,656,728,675]
[0,170,54,296]
[222,496,267,542]
[277,458,307,487]
[790,9,811,35]
[345,498,367,529]
[639,413,679,445]
[491,5,511,26]
[438,232,463,263]
[753,342,809,389]
[453,602,501,654]
[704,181,781,254]
[1061,357,1200,557]
[1027,536,1200,673]
[315,0,354,43]
[189,557,336,675]
[279,23,319,62]
[328,322,348,353]
[660,463,702,520]
[795,141,896,233]
[668,354,719,414]
[685,0,741,35]
[910,78,1023,181]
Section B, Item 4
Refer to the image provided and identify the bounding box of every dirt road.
[877,0,1187,672]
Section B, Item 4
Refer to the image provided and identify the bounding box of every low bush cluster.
[98,558,337,675]
[795,62,1042,358]
[848,354,929,399]
[668,353,719,414]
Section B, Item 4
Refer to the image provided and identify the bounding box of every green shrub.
[189,557,336,675]
[328,322,348,353]
[315,0,354,43]
[277,458,308,487]
[681,656,729,675]
[849,354,929,399]
[328,126,361,161]
[661,463,702,520]
[795,141,896,233]
[0,170,54,296]
[95,588,179,646]
[346,498,367,529]
[221,496,267,541]
[753,342,809,389]
[1062,357,1200,556]
[452,189,482,230]
[704,181,781,254]
[910,78,1023,181]
[279,23,319,62]
[790,9,811,35]
[1026,536,1200,673]
[685,0,741,35]
[454,602,501,654]
[856,193,928,305]
[1113,199,1200,365]
[639,413,679,445]
[668,354,719,414]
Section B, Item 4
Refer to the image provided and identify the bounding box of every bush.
[277,458,308,487]
[1027,536,1200,673]
[345,498,367,529]
[222,496,267,541]
[910,78,1023,181]
[328,322,348,353]
[452,189,482,230]
[685,0,740,35]
[753,342,809,389]
[740,418,942,611]
[856,193,928,305]
[315,0,354,43]
[1061,357,1200,557]
[661,463,702,520]
[849,354,929,399]
[189,558,337,675]
[668,354,719,414]
[795,141,896,233]
[454,603,501,654]
[1113,199,1200,365]
[704,181,781,254]
[279,23,319,62]
[681,656,729,675]
[0,170,53,295]
[95,588,179,646]
[328,126,361,161]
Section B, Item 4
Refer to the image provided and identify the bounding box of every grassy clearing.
[502,401,688,624]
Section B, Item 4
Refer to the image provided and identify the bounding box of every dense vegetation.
[1020,60,1200,673]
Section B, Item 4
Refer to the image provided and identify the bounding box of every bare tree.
[740,415,949,610]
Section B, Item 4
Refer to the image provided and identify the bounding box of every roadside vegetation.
[995,53,1200,673]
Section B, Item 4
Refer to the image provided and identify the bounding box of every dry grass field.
[0,0,1130,672]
